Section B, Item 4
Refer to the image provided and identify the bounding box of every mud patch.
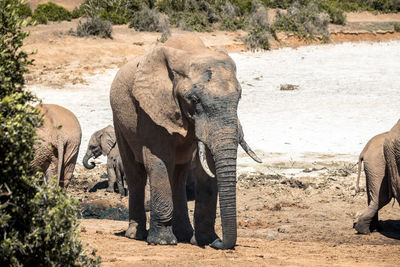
[79,199,129,221]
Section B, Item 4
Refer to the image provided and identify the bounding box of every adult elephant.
[31,104,82,187]
[354,132,391,234]
[83,125,126,196]
[110,34,261,249]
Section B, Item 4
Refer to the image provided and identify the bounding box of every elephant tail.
[356,154,363,193]
[56,137,65,186]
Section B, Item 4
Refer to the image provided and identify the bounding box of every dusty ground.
[24,8,400,266]
[70,162,400,266]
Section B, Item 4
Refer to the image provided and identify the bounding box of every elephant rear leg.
[116,165,126,197]
[355,179,391,234]
[172,163,193,242]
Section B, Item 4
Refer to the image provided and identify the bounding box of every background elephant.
[83,125,127,196]
[31,104,82,187]
[110,34,261,249]
[354,132,391,234]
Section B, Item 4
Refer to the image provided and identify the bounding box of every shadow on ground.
[379,220,400,240]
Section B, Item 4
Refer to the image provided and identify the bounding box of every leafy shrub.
[219,1,246,31]
[72,6,84,19]
[76,17,113,38]
[33,2,72,24]
[168,0,218,32]
[394,22,400,32]
[245,25,271,50]
[129,6,168,32]
[16,2,32,18]
[320,1,346,25]
[273,0,330,41]
[79,0,156,24]
[0,1,100,265]
[245,1,273,50]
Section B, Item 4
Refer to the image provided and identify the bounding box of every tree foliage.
[0,1,100,265]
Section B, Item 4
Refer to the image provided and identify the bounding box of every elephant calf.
[31,104,82,187]
[83,125,127,196]
[354,130,399,234]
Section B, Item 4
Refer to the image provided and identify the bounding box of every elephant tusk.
[240,139,262,163]
[198,141,215,178]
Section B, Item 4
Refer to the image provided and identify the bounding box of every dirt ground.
[24,8,400,266]
[70,161,400,266]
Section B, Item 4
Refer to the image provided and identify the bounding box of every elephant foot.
[147,224,177,245]
[106,186,114,193]
[370,220,382,232]
[125,222,147,240]
[190,231,219,246]
[354,221,371,235]
[173,226,193,243]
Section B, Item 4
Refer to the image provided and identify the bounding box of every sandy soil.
[71,162,400,266]
[24,11,400,266]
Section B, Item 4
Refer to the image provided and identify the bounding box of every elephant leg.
[45,153,58,184]
[172,163,193,242]
[143,147,177,245]
[191,157,218,246]
[355,200,379,234]
[45,161,57,184]
[124,161,147,240]
[116,165,126,196]
[60,152,78,188]
[106,157,117,193]
[115,135,147,240]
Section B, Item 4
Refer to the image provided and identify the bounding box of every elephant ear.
[132,47,189,137]
[100,126,116,155]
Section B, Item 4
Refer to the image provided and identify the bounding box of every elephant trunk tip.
[83,153,96,169]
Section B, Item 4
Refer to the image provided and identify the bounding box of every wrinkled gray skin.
[110,35,261,249]
[31,104,82,187]
[83,125,127,196]
[354,132,391,234]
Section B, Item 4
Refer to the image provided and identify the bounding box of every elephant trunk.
[209,128,238,250]
[83,153,95,169]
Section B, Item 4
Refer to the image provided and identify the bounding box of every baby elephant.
[31,104,82,187]
[83,125,127,196]
[354,131,392,234]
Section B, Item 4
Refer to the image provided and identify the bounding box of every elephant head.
[83,125,116,169]
[133,45,261,249]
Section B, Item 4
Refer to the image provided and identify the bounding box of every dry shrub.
[245,1,274,51]
[129,6,170,32]
[75,17,113,39]
[273,0,330,41]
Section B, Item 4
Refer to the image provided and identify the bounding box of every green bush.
[245,25,271,50]
[394,22,400,32]
[76,17,113,38]
[79,0,156,24]
[0,1,100,265]
[33,2,72,24]
[273,0,330,41]
[72,6,84,19]
[16,2,32,18]
[245,1,273,50]
[129,6,168,32]
[219,1,246,31]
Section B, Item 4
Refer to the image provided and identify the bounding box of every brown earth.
[71,162,400,266]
